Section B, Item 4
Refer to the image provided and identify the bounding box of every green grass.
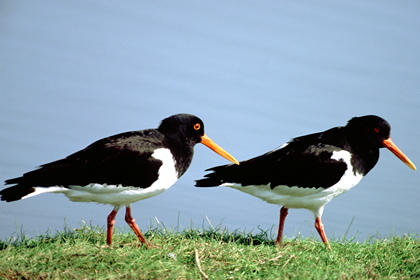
[0,224,418,280]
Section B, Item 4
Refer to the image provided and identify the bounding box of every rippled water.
[1,1,419,242]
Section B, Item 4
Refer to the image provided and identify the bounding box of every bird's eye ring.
[374,127,380,133]
[193,123,201,130]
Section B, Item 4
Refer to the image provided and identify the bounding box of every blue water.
[1,1,419,242]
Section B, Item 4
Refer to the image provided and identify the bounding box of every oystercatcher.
[196,115,416,247]
[1,114,239,246]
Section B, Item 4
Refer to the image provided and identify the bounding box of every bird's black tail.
[195,163,244,187]
[195,172,223,187]
[196,151,276,187]
[1,157,74,202]
[1,178,35,202]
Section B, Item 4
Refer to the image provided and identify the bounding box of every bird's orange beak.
[200,134,239,165]
[382,138,416,170]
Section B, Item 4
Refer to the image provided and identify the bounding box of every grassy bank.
[0,224,418,279]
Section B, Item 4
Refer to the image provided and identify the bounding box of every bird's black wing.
[2,129,167,201]
[196,128,349,189]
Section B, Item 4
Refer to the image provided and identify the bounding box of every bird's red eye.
[193,123,201,130]
[374,127,380,133]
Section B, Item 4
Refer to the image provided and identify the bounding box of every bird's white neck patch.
[150,148,179,189]
[330,150,351,163]
[327,150,363,196]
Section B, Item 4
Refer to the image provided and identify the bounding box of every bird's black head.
[158,114,239,168]
[158,114,205,145]
[346,115,416,170]
[345,115,391,148]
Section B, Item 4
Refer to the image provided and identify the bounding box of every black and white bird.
[1,114,239,246]
[196,115,416,247]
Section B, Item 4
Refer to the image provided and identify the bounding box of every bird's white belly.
[23,148,179,206]
[63,184,168,205]
[224,150,363,216]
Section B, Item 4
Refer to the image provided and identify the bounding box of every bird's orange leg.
[124,206,153,247]
[276,206,289,245]
[314,217,331,249]
[107,206,120,245]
